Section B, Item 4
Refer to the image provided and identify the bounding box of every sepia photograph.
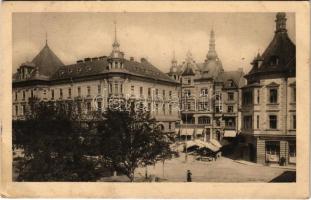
[11,11,297,183]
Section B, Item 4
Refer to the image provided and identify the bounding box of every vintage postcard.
[0,1,310,198]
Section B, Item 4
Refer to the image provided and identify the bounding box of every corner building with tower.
[12,23,180,133]
[240,13,296,165]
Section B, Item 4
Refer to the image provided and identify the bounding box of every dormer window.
[270,56,279,66]
[228,80,234,87]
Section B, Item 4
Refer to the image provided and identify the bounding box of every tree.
[97,103,175,182]
[13,98,100,181]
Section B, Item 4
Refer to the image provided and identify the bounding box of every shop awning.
[210,139,222,148]
[180,128,194,136]
[224,130,237,137]
[196,128,204,135]
[194,139,219,152]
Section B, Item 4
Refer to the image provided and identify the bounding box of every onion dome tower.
[167,51,183,81]
[108,21,125,70]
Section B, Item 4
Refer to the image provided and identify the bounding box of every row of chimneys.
[76,56,147,63]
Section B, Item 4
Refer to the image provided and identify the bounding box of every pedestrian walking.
[187,170,192,182]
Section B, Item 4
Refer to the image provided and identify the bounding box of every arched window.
[198,116,211,125]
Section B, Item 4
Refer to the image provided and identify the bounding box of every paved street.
[133,153,295,182]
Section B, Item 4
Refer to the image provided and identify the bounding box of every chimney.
[141,57,146,62]
[92,57,98,61]
[130,57,134,61]
[84,58,91,62]
[77,60,83,63]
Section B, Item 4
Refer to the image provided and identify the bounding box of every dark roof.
[51,57,178,84]
[246,17,295,79]
[181,63,195,76]
[31,43,64,76]
[217,70,246,88]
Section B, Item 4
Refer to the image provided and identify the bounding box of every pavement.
[132,153,296,182]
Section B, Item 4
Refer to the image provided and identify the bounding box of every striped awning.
[196,128,204,135]
[224,130,237,137]
[180,128,194,136]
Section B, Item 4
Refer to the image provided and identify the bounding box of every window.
[22,105,26,115]
[201,88,208,96]
[120,84,123,93]
[225,118,235,128]
[155,89,158,96]
[131,86,134,95]
[148,103,151,111]
[148,88,151,97]
[269,88,278,104]
[15,92,17,101]
[77,102,82,114]
[188,79,191,84]
[215,93,222,101]
[22,91,25,100]
[77,87,81,97]
[257,89,260,104]
[257,115,260,129]
[228,106,233,113]
[97,101,102,111]
[31,90,34,98]
[186,103,191,110]
[169,122,172,130]
[155,104,159,114]
[242,90,253,105]
[266,141,280,156]
[162,104,165,114]
[169,104,172,114]
[169,91,172,99]
[162,90,165,98]
[98,85,101,94]
[59,89,63,99]
[215,105,222,113]
[292,87,296,102]
[140,87,143,96]
[87,102,91,112]
[243,116,252,129]
[228,80,234,87]
[114,83,118,94]
[68,88,72,98]
[51,89,54,99]
[109,84,112,94]
[87,86,91,96]
[184,90,191,97]
[269,115,277,129]
[293,115,296,129]
[216,119,221,126]
[15,105,18,116]
[198,116,211,125]
[228,92,234,101]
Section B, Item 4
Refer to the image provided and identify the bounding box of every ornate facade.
[240,13,296,165]
[168,30,246,143]
[12,23,180,133]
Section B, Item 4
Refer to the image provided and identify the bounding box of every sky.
[12,12,295,74]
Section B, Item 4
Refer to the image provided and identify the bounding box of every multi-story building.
[240,13,296,165]
[168,30,245,143]
[12,23,180,133]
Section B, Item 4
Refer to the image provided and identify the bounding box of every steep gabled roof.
[32,43,64,76]
[245,13,296,79]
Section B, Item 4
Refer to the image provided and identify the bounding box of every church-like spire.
[112,21,120,50]
[45,32,48,46]
[207,29,217,60]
